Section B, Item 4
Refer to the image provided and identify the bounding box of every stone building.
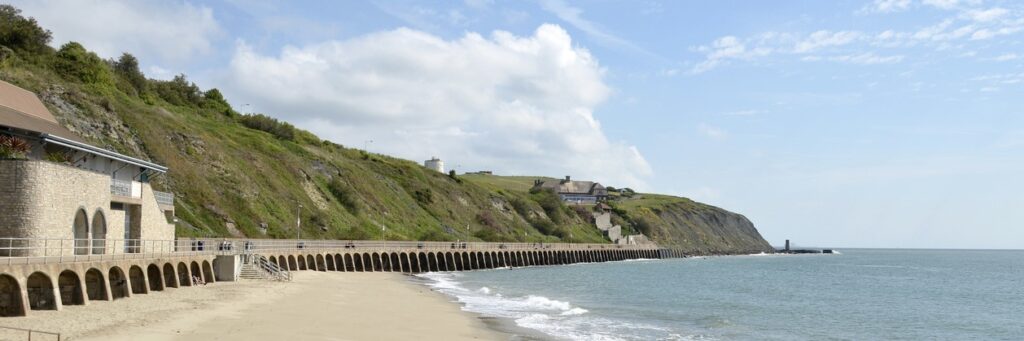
[424,157,444,173]
[0,80,175,256]
[532,176,608,204]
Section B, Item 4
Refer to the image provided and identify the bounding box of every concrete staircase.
[593,211,654,246]
[240,254,291,281]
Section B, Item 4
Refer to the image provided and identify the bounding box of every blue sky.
[11,0,1024,249]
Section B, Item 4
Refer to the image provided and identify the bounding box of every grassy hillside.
[0,5,772,253]
[463,175,775,254]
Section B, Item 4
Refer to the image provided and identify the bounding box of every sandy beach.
[0,272,507,341]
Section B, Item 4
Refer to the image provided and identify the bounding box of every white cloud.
[794,30,863,53]
[697,123,727,140]
[805,52,905,64]
[862,0,913,13]
[992,53,1019,61]
[691,35,774,73]
[539,0,662,61]
[221,24,652,188]
[9,0,221,63]
[922,0,962,10]
[963,7,1009,22]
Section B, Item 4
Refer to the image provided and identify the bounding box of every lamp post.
[364,139,373,152]
[296,203,303,240]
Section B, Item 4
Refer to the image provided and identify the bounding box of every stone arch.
[380,253,391,272]
[316,254,327,272]
[288,255,298,271]
[450,252,462,271]
[85,268,107,300]
[73,208,89,255]
[203,261,215,283]
[461,252,472,270]
[355,253,366,272]
[269,256,278,265]
[177,263,191,287]
[91,210,107,255]
[372,253,383,272]
[58,270,84,306]
[26,272,55,310]
[438,252,449,271]
[402,253,413,273]
[147,264,163,291]
[334,254,344,272]
[344,254,355,271]
[405,253,417,272]
[190,261,201,283]
[278,255,288,269]
[306,255,316,271]
[390,253,401,272]
[297,255,307,270]
[162,263,177,288]
[417,253,428,272]
[325,254,335,271]
[108,267,129,299]
[0,274,25,317]
[427,252,438,272]
[129,266,146,294]
[363,253,374,272]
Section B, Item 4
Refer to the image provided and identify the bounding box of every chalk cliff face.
[609,195,775,254]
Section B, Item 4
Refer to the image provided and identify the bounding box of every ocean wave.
[416,272,674,341]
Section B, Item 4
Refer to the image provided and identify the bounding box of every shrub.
[152,74,202,107]
[572,205,593,222]
[0,134,30,159]
[0,5,52,54]
[239,113,296,140]
[531,189,564,224]
[412,188,433,205]
[476,211,498,230]
[510,197,530,217]
[448,169,462,183]
[327,179,360,214]
[53,42,111,84]
[634,217,653,236]
[112,53,146,95]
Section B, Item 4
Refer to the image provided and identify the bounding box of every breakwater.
[0,238,681,317]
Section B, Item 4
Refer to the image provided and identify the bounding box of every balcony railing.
[154,190,174,206]
[110,178,133,197]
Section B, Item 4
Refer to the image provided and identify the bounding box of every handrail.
[0,325,61,340]
[0,237,659,265]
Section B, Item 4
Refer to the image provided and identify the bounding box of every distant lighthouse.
[424,157,444,173]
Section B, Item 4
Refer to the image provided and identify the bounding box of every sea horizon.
[418,249,1024,340]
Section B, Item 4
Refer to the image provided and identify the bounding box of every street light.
[295,203,303,240]
[364,139,373,152]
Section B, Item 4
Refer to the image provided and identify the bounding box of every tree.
[0,5,52,54]
[53,42,111,84]
[112,53,146,94]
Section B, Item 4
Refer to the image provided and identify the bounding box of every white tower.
[424,157,444,173]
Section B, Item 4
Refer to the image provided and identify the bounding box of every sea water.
[417,249,1024,340]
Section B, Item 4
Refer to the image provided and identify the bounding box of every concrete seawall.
[0,239,690,318]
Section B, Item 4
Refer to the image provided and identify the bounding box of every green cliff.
[0,5,773,253]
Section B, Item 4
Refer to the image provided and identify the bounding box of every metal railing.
[0,325,61,340]
[245,253,291,281]
[153,190,174,206]
[109,178,133,197]
[0,237,658,265]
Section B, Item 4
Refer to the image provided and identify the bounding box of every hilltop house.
[0,80,175,256]
[532,176,608,204]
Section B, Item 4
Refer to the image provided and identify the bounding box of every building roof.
[0,80,85,142]
[0,80,167,173]
[535,178,606,195]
